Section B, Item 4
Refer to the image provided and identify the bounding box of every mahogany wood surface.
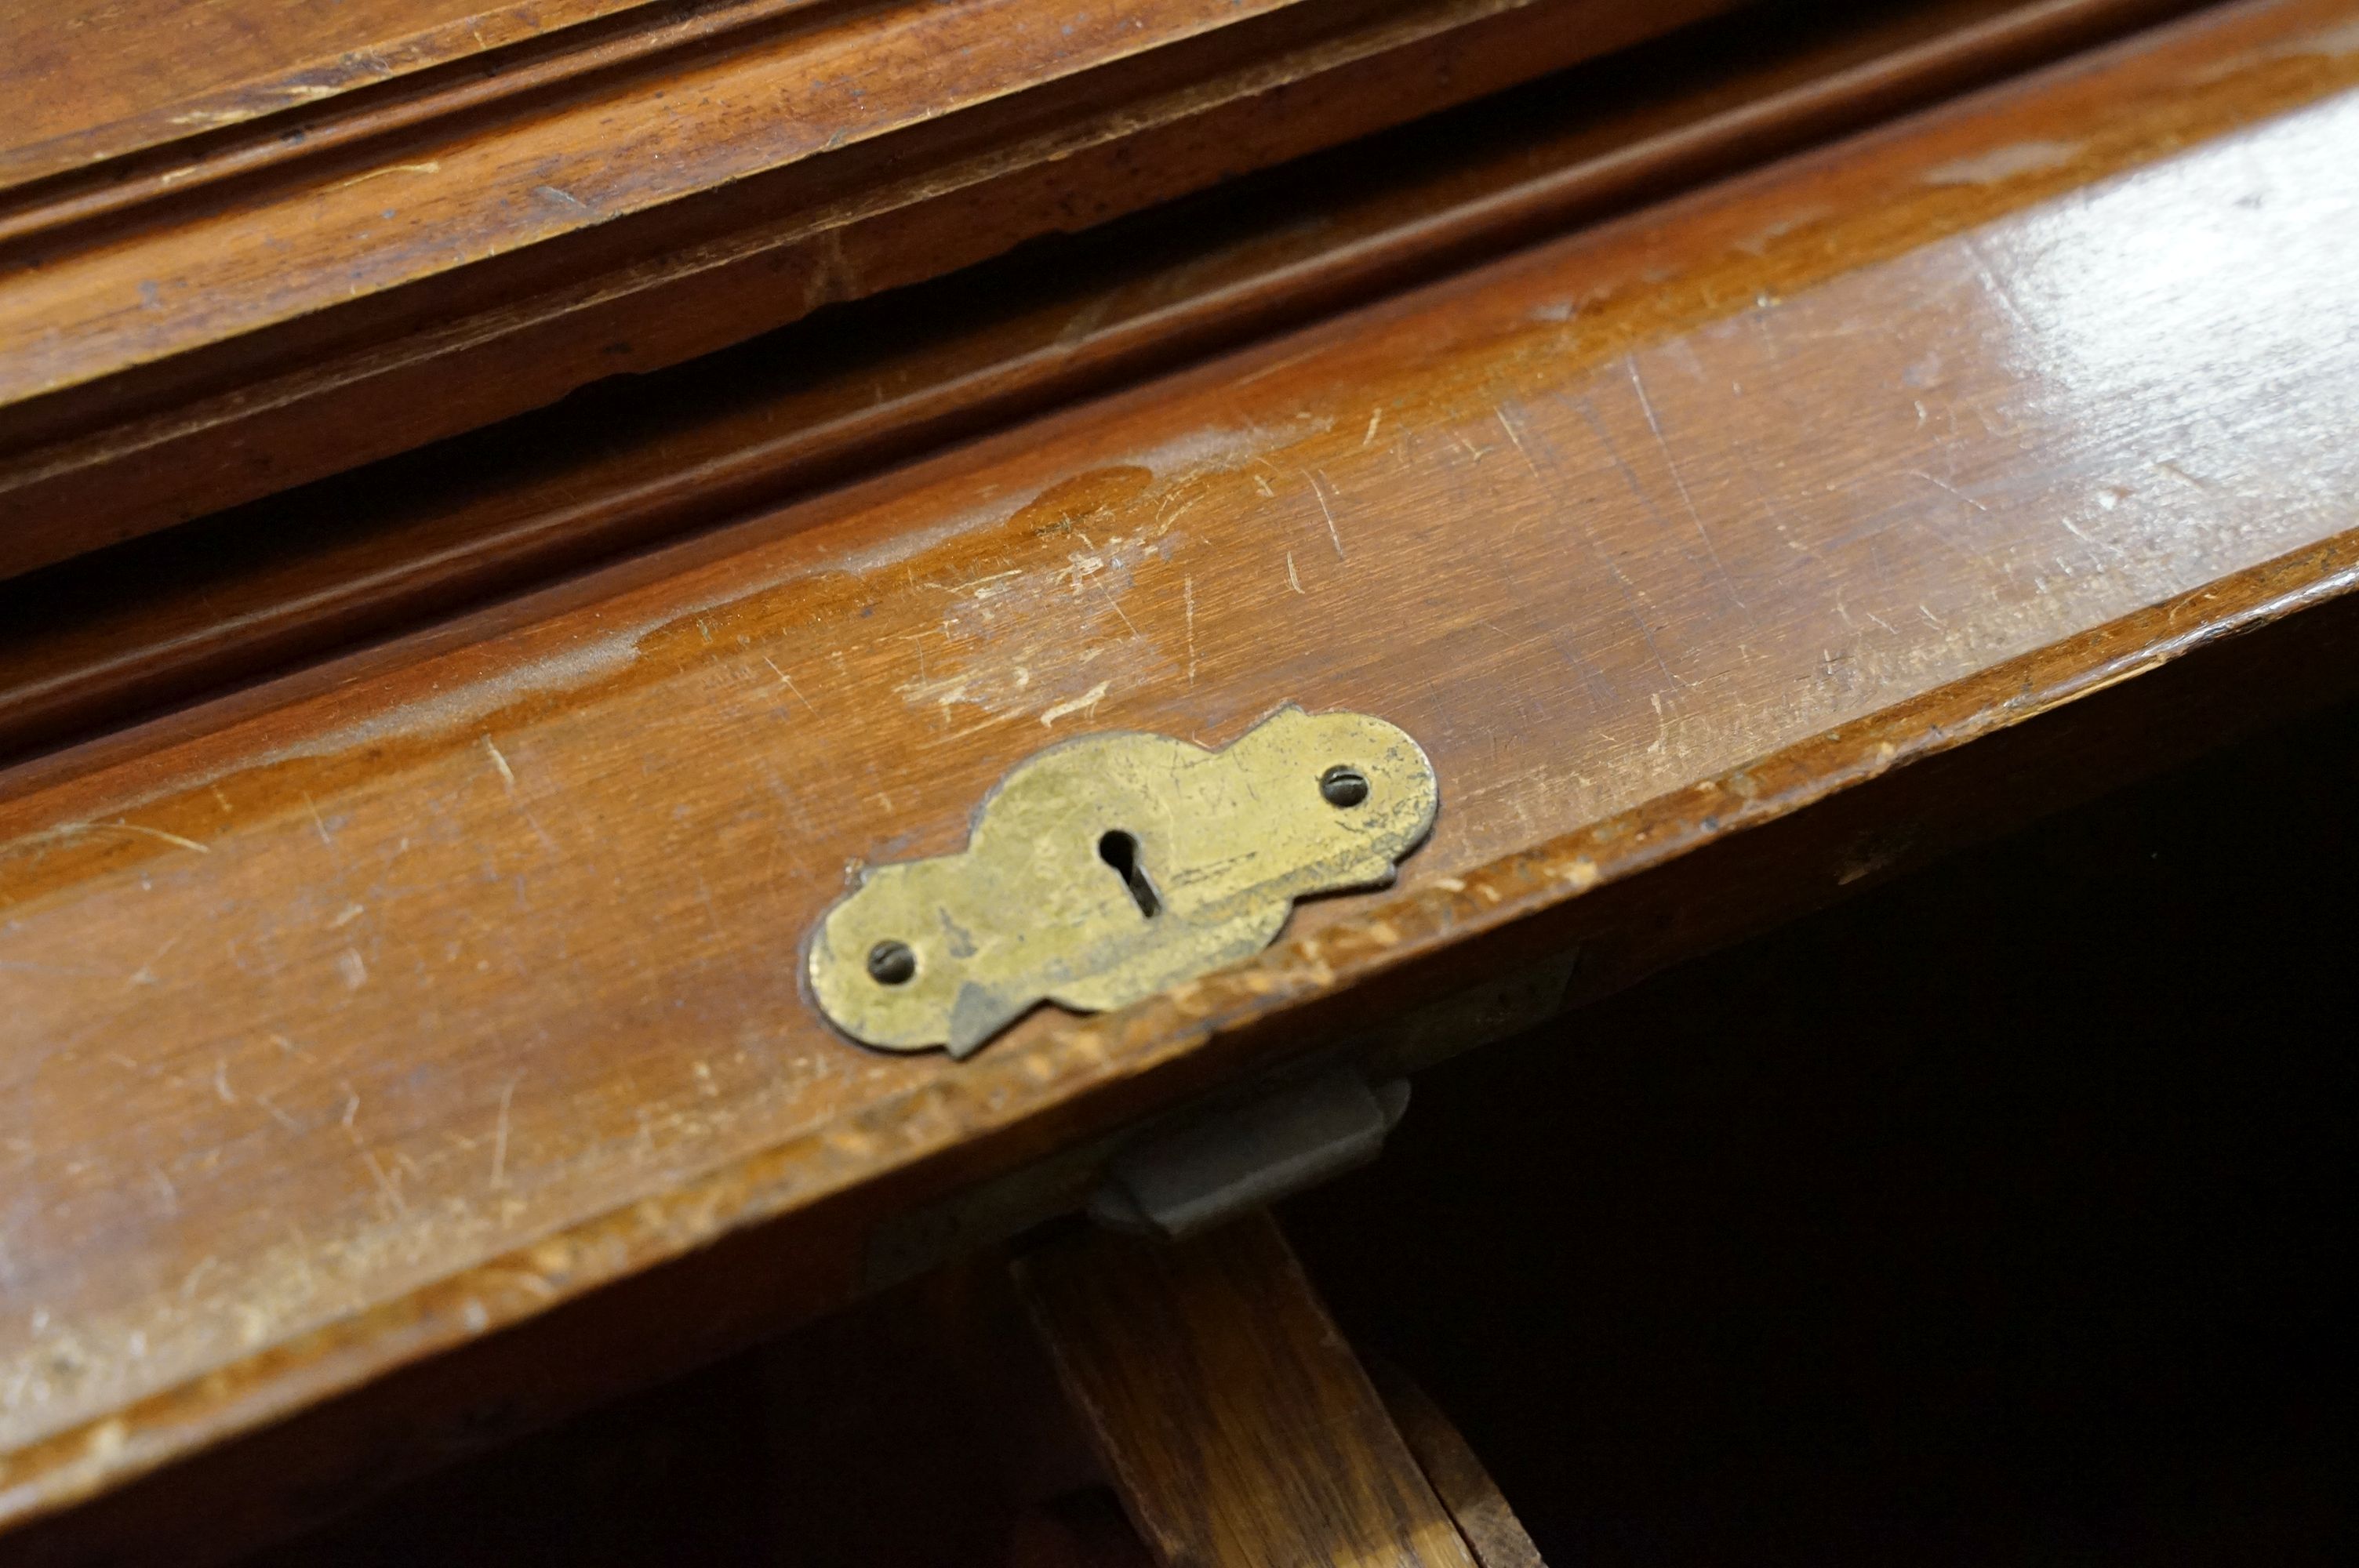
[0,0,2210,764]
[1020,1214,1478,1567]
[0,0,1742,577]
[1,0,649,191]
[5,0,2359,1544]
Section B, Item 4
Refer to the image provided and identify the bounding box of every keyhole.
[1098,830,1160,918]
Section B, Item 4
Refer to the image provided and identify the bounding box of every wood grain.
[1020,1214,1477,1567]
[1368,1360,1547,1568]
[0,0,2211,763]
[0,0,647,193]
[0,0,1741,578]
[5,0,2359,1541]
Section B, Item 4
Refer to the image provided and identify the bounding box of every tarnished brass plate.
[806,706,1439,1057]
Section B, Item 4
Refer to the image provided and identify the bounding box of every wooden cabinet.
[3,0,2355,1558]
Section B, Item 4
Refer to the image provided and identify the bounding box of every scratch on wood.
[178,1256,219,1301]
[125,933,180,987]
[1964,237,2036,336]
[762,655,821,717]
[100,821,209,854]
[1285,552,1304,594]
[1182,576,1197,686]
[360,1148,409,1217]
[1497,405,1542,481]
[532,183,595,214]
[478,736,562,854]
[1154,490,1201,531]
[1092,575,1140,637]
[1362,408,1383,448]
[1923,140,2081,187]
[1910,470,1992,514]
[329,160,442,192]
[491,1076,522,1190]
[1308,472,1344,559]
[1627,357,1745,609]
[1562,393,1693,689]
[2059,514,2129,562]
[958,568,1023,598]
[1040,681,1110,727]
[1230,343,1323,387]
[2153,459,2216,491]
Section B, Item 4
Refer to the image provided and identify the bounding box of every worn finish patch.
[807,706,1438,1056]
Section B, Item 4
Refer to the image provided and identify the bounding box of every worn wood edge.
[0,0,2218,765]
[5,524,2354,1536]
[0,0,1747,579]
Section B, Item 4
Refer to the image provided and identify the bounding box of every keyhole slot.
[1098,830,1160,918]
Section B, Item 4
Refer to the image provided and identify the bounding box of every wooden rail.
[0,0,1743,575]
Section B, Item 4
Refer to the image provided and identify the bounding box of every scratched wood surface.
[1021,1214,1478,1568]
[0,0,1739,576]
[5,0,2359,1536]
[0,0,2208,762]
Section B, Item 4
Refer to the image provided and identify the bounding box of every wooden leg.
[1016,1212,1503,1568]
[1365,1358,1547,1568]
